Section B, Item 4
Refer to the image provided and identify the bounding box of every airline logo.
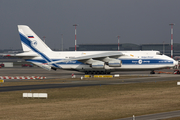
[28,36,34,38]
[138,59,142,64]
[32,40,37,46]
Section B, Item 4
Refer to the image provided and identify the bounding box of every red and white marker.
[169,23,175,58]
[73,24,78,51]
[0,76,46,80]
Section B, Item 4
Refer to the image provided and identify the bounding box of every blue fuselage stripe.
[25,59,174,65]
[121,59,173,65]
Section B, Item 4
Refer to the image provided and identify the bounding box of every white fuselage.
[25,50,177,72]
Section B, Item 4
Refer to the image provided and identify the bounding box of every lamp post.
[61,34,63,51]
[117,35,120,51]
[43,36,46,43]
[73,24,78,51]
[163,41,165,55]
[169,23,175,58]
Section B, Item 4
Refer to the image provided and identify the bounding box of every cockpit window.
[156,52,162,55]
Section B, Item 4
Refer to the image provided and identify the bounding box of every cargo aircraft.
[7,25,178,74]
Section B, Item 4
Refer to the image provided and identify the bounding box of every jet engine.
[91,61,105,69]
[107,60,121,67]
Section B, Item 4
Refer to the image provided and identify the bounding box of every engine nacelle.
[91,61,105,69]
[107,60,121,67]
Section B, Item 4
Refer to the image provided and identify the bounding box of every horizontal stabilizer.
[32,62,51,71]
[2,52,39,58]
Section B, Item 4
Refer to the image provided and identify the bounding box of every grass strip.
[0,80,180,120]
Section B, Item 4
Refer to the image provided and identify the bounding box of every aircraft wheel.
[105,71,109,74]
[100,71,103,74]
[150,71,155,74]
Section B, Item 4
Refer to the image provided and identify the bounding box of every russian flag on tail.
[28,36,34,38]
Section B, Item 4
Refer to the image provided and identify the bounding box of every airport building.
[69,43,180,57]
[69,43,140,51]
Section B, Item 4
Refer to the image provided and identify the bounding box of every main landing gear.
[150,70,155,74]
[84,71,111,75]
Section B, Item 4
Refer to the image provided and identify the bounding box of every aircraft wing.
[54,52,123,63]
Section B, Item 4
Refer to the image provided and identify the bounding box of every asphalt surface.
[116,110,180,120]
[1,74,180,92]
[0,67,77,79]
[1,67,180,92]
[1,67,180,120]
[0,67,179,79]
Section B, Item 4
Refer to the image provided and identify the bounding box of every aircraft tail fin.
[18,25,52,52]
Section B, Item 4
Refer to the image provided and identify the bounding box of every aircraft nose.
[174,60,179,68]
[175,61,179,65]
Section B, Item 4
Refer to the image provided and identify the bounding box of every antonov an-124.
[8,25,178,74]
